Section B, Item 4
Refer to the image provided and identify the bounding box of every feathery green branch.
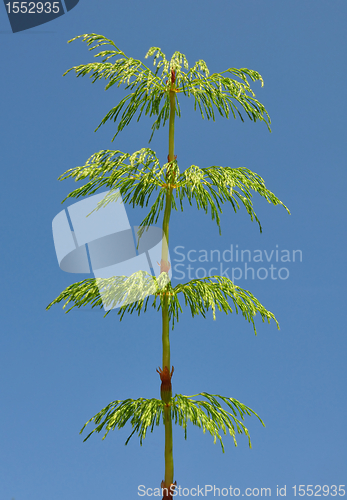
[80,393,264,452]
[58,147,289,234]
[47,274,279,334]
[64,33,270,143]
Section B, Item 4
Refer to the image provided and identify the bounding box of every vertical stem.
[160,76,176,495]
[168,87,176,162]
[164,402,173,487]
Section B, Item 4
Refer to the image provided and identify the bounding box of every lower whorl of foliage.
[46,273,279,334]
[80,393,264,452]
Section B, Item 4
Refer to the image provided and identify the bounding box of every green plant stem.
[164,403,173,486]
[168,89,175,162]
[161,85,176,491]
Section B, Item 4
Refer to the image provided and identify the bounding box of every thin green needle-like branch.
[79,393,264,452]
[46,274,279,335]
[57,147,289,236]
[64,34,271,143]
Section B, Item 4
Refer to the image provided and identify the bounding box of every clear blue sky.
[1,1,346,499]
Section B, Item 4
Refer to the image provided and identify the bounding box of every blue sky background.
[1,1,346,499]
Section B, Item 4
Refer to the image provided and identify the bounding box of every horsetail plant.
[47,34,290,499]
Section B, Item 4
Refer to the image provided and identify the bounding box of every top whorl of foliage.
[64,33,271,142]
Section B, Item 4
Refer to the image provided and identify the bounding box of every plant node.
[157,366,174,404]
[157,259,171,274]
[161,480,177,499]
